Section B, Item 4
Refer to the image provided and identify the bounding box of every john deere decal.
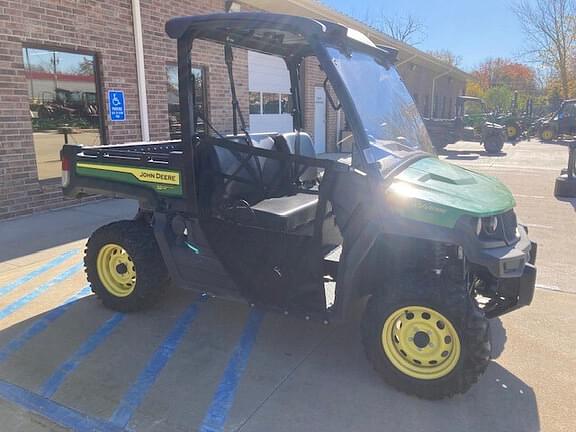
[75,162,183,196]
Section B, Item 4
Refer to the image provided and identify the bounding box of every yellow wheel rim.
[507,126,517,138]
[382,306,461,380]
[96,243,136,297]
[542,130,554,140]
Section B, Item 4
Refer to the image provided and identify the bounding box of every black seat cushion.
[249,193,318,232]
[198,133,291,208]
[281,132,318,185]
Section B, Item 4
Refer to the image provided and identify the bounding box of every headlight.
[475,216,499,237]
[482,216,498,234]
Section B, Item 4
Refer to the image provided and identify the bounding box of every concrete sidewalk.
[0,199,138,272]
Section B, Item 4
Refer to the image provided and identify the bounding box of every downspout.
[430,70,451,119]
[131,0,150,141]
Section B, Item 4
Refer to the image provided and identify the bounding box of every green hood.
[386,157,515,228]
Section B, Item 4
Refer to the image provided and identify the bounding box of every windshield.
[326,46,433,167]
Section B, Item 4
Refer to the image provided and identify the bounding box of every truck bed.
[61,140,188,204]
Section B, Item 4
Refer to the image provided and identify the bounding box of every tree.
[485,86,514,112]
[75,58,94,76]
[472,58,537,94]
[363,9,426,45]
[427,49,462,67]
[512,0,576,99]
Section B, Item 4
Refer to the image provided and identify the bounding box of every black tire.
[484,134,504,154]
[84,220,168,312]
[432,140,448,152]
[361,274,490,400]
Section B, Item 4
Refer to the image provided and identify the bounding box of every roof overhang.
[239,0,471,81]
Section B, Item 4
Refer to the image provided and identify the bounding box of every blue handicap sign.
[108,90,125,121]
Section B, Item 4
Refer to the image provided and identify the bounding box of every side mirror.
[323,78,341,111]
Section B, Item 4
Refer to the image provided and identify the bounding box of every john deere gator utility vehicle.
[424,96,506,154]
[61,13,537,400]
[538,99,576,142]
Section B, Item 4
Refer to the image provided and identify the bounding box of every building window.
[166,64,207,139]
[442,96,447,118]
[262,92,280,114]
[249,92,262,114]
[23,47,102,180]
[249,91,291,115]
[424,95,430,116]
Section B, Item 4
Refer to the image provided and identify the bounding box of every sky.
[321,0,528,72]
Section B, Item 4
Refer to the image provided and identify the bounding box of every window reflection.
[23,47,101,180]
[166,65,207,138]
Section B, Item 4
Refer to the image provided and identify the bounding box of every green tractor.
[424,96,507,154]
[62,13,537,400]
[496,93,536,141]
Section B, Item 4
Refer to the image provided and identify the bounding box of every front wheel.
[361,275,490,399]
[484,133,504,154]
[85,220,169,312]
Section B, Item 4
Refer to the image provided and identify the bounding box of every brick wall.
[0,0,145,219]
[302,57,339,152]
[398,61,466,119]
[140,0,249,140]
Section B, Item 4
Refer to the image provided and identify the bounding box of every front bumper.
[467,226,537,318]
[467,224,533,279]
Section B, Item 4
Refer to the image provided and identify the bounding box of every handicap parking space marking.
[199,309,265,432]
[0,249,78,297]
[0,378,124,432]
[109,295,206,428]
[39,312,125,398]
[0,285,92,363]
[0,262,83,322]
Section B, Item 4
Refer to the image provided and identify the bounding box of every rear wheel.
[540,128,555,142]
[85,220,168,312]
[361,275,490,399]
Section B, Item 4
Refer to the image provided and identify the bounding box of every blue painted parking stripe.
[109,297,205,428]
[0,285,92,363]
[0,262,82,321]
[0,378,124,432]
[199,309,265,432]
[40,312,125,398]
[0,249,77,297]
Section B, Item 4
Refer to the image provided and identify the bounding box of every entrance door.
[314,87,326,153]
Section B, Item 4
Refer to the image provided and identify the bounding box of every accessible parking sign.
[108,90,126,121]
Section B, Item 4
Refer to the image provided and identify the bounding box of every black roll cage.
[167,12,398,213]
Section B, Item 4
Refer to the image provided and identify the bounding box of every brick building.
[0,0,469,220]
